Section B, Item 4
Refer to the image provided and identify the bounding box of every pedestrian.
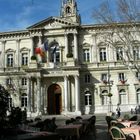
[131,108,134,114]
[116,106,121,118]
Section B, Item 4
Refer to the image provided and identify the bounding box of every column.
[64,76,68,112]
[92,33,97,63]
[27,77,31,112]
[74,33,78,60]
[1,41,5,68]
[16,40,20,68]
[37,36,42,63]
[30,37,34,57]
[32,79,35,112]
[74,75,81,114]
[65,34,68,56]
[38,36,42,46]
[37,77,41,114]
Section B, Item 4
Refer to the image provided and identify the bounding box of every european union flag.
[44,41,48,51]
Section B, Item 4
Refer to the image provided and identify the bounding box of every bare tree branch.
[92,0,140,78]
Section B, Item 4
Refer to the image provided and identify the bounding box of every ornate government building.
[0,0,140,116]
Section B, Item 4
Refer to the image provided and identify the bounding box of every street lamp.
[107,66,113,113]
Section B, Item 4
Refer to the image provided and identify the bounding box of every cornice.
[80,22,140,30]
[0,30,30,40]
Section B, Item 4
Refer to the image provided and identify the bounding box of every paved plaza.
[1,113,110,140]
[43,113,110,140]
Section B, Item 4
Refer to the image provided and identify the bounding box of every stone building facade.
[0,0,140,117]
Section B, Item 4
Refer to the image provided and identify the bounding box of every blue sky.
[0,0,112,32]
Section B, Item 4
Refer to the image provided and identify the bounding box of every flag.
[35,47,41,54]
[44,41,48,51]
[52,46,57,54]
[35,44,45,57]
[40,50,45,57]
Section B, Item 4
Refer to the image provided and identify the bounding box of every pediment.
[27,16,77,29]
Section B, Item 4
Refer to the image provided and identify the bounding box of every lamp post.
[107,66,113,113]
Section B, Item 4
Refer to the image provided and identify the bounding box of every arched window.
[101,90,108,105]
[6,49,15,67]
[66,6,71,14]
[119,89,127,104]
[137,88,140,104]
[20,47,30,66]
[7,54,14,67]
[21,53,28,66]
[83,49,90,62]
[85,91,92,106]
[99,48,106,61]
[50,43,60,63]
[21,93,27,107]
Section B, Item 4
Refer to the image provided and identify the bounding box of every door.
[47,84,62,114]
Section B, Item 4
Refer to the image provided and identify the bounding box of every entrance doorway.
[47,84,62,115]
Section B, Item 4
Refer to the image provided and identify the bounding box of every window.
[133,46,140,60]
[85,91,92,105]
[7,54,13,67]
[21,78,27,86]
[118,73,125,81]
[101,90,108,105]
[137,89,140,104]
[6,78,12,85]
[116,47,123,60]
[119,89,127,104]
[83,49,90,62]
[101,73,108,81]
[66,6,71,14]
[22,53,28,66]
[84,74,90,83]
[8,96,12,109]
[21,94,27,107]
[136,72,140,80]
[99,48,106,61]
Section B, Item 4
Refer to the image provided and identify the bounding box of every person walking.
[116,105,121,118]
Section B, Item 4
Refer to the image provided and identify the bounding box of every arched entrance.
[47,84,62,115]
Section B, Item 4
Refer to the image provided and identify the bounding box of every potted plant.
[103,80,108,84]
[108,93,112,97]
[120,80,127,84]
[29,55,38,68]
[31,55,37,61]
[66,53,73,58]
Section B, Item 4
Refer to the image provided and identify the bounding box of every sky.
[0,0,113,32]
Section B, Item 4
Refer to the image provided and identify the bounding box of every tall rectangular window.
[21,78,27,86]
[84,74,90,83]
[83,49,90,62]
[85,91,92,105]
[21,94,27,107]
[8,97,12,108]
[99,48,106,61]
[101,73,107,81]
[6,78,12,86]
[118,73,125,81]
[116,47,123,60]
[7,54,13,67]
[133,46,140,60]
[22,53,28,65]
